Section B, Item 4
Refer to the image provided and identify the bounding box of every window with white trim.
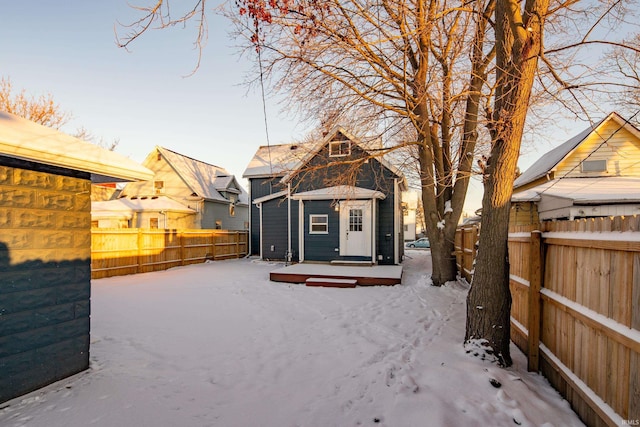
[309,214,329,234]
[329,140,351,157]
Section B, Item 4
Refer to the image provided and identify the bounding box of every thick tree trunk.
[429,234,457,286]
[464,0,549,367]
[464,137,518,366]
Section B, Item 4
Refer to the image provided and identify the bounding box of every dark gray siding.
[249,178,283,255]
[0,160,91,403]
[292,141,401,264]
[260,196,289,260]
[302,200,340,262]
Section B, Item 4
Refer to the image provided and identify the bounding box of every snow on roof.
[0,111,154,182]
[157,146,249,204]
[291,185,386,200]
[242,143,314,178]
[511,177,640,204]
[92,196,196,215]
[280,126,406,186]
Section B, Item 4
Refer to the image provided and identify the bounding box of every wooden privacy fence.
[91,229,249,279]
[455,217,640,427]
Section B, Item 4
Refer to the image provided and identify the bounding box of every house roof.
[291,185,386,200]
[242,143,314,178]
[92,196,196,217]
[281,126,406,187]
[157,146,249,205]
[242,127,406,190]
[513,112,640,189]
[0,111,154,182]
[511,177,640,204]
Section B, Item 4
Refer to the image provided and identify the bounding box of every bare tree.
[117,0,640,365]
[0,77,70,129]
[1,77,121,151]
[119,0,496,287]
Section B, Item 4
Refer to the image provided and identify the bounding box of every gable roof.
[156,146,249,205]
[282,126,405,185]
[514,112,640,189]
[243,126,406,190]
[0,111,153,183]
[511,177,640,204]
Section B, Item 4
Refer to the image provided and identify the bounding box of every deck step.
[305,277,358,288]
[329,260,374,266]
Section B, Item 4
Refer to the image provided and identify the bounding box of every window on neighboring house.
[154,180,164,194]
[215,220,222,229]
[404,225,409,232]
[244,221,250,230]
[229,203,235,217]
[149,218,159,229]
[329,140,351,157]
[309,214,329,234]
[581,159,607,173]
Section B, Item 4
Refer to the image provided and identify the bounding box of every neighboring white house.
[117,146,249,230]
[91,195,197,229]
[402,190,420,241]
[511,112,640,225]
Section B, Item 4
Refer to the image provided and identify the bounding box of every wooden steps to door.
[305,277,358,288]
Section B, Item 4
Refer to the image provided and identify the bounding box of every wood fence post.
[211,231,216,260]
[528,230,543,372]
[235,231,240,258]
[137,229,143,274]
[180,231,185,266]
[630,253,640,419]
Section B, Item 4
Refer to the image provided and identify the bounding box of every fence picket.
[91,228,249,279]
[456,215,640,425]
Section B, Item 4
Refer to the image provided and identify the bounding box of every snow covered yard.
[0,251,583,427]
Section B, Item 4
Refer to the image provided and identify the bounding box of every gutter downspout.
[287,182,292,263]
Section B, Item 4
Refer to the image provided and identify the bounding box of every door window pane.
[349,209,363,232]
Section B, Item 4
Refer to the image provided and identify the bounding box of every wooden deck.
[270,263,403,286]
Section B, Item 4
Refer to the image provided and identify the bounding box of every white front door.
[339,200,372,256]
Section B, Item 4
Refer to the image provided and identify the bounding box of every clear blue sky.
[0,1,622,215]
[0,1,304,182]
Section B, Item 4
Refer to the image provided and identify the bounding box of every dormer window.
[329,140,351,157]
[581,159,607,173]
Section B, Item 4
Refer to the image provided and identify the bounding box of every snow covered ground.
[0,250,583,427]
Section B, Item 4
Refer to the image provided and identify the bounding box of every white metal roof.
[0,111,154,182]
[511,177,640,204]
[92,196,196,215]
[242,143,314,178]
[157,146,249,205]
[291,185,386,200]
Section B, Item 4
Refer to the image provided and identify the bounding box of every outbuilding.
[0,111,153,403]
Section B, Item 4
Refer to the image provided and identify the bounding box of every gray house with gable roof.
[118,146,248,230]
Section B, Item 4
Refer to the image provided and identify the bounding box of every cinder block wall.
[0,163,92,403]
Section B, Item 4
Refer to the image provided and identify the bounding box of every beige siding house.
[511,112,640,225]
[102,146,249,230]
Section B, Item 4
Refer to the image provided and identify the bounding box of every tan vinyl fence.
[91,229,249,279]
[455,217,640,426]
